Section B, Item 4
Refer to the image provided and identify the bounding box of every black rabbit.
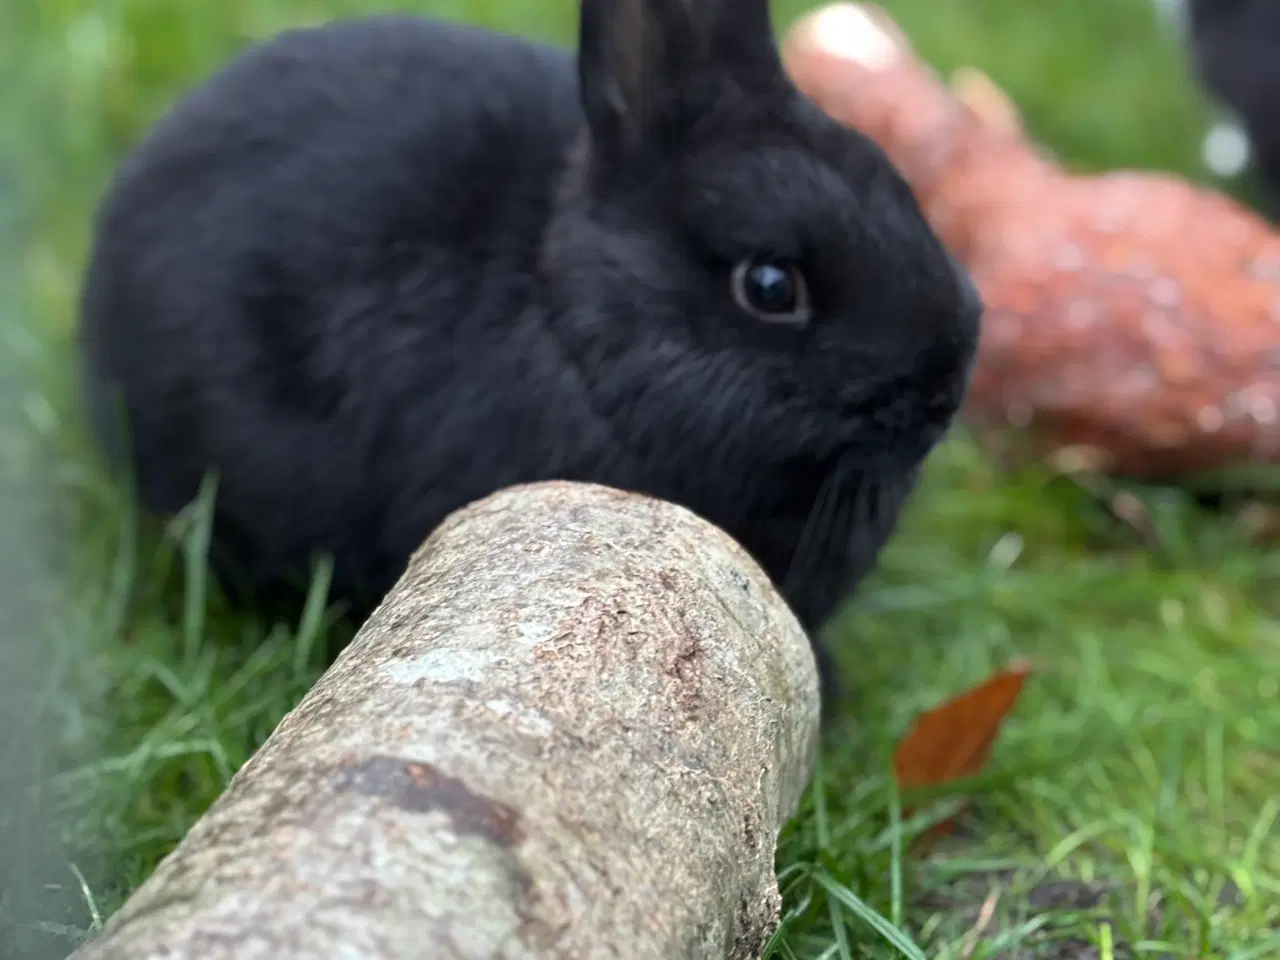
[79,0,981,699]
[1185,0,1280,216]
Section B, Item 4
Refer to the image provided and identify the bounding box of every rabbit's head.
[541,0,981,619]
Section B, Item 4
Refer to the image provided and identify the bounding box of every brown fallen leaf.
[893,660,1033,841]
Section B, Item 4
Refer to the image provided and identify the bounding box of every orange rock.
[783,3,1280,481]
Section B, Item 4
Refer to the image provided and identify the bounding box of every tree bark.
[69,481,821,960]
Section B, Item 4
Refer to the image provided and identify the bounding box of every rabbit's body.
[1186,0,1280,213]
[81,3,981,692]
[84,17,590,603]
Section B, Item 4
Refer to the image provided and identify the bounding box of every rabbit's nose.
[936,246,981,316]
[953,254,983,320]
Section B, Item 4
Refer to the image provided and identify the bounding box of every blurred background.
[0,1,1277,958]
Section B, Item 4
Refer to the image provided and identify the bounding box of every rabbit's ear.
[703,0,784,87]
[578,0,784,154]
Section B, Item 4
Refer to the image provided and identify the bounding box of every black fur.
[1186,0,1280,215]
[79,1,981,699]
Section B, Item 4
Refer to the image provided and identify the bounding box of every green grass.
[1,0,1278,957]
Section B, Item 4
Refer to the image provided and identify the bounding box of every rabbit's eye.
[731,257,812,325]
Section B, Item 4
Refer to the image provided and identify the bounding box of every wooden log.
[70,480,821,960]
